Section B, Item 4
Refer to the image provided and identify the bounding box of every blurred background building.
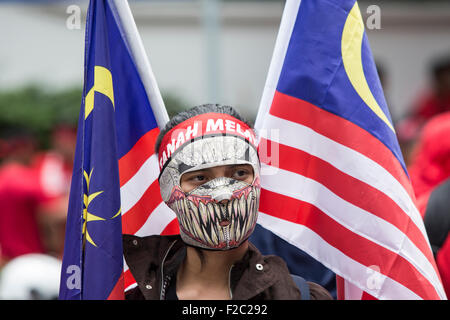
[0,0,449,299]
[0,0,449,121]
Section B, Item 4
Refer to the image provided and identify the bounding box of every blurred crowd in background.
[0,0,449,300]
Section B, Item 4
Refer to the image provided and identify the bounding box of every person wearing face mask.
[123,104,333,300]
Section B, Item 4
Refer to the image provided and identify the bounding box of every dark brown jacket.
[123,234,333,300]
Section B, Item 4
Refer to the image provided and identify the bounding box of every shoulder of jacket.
[123,234,182,298]
[306,281,334,300]
[125,286,145,300]
[123,234,180,260]
[246,243,333,300]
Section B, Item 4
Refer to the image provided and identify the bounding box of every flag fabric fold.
[59,0,174,300]
[254,0,446,300]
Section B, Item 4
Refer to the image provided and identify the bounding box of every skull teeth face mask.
[158,112,261,250]
[167,177,260,250]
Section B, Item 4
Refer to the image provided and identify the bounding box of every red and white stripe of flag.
[119,128,177,292]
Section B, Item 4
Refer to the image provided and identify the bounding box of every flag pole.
[254,0,301,133]
[202,0,221,103]
[110,0,170,129]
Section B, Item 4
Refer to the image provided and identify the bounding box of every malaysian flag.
[59,0,174,299]
[253,0,446,300]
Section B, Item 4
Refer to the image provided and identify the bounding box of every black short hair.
[155,103,253,154]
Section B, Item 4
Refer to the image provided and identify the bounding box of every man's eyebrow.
[228,164,251,169]
[183,168,211,175]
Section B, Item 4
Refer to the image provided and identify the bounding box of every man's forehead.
[182,163,253,174]
[179,161,254,176]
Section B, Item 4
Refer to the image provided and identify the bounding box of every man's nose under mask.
[167,177,261,250]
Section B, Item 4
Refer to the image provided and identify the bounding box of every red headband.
[158,113,257,170]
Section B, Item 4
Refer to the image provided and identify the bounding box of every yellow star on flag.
[82,169,105,248]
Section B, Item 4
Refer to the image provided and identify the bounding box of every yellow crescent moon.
[85,66,115,120]
[341,2,395,133]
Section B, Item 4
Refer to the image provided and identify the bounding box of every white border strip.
[120,154,159,214]
[135,202,177,237]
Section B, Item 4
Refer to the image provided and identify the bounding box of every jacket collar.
[123,234,290,300]
[123,234,182,300]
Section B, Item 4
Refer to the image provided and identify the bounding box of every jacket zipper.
[160,239,233,299]
[160,240,177,300]
[228,264,234,299]
[224,226,230,249]
[223,203,230,249]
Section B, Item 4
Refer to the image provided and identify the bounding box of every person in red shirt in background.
[0,127,46,267]
[396,55,450,167]
[31,125,76,259]
[407,111,450,214]
[413,56,450,123]
[0,125,76,267]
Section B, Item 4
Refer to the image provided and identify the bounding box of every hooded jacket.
[123,234,332,300]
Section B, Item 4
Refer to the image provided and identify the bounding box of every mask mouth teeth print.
[219,219,230,227]
[167,178,260,250]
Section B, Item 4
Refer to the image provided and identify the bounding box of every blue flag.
[59,0,161,300]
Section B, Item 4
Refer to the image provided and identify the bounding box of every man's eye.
[191,175,206,182]
[233,170,249,179]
